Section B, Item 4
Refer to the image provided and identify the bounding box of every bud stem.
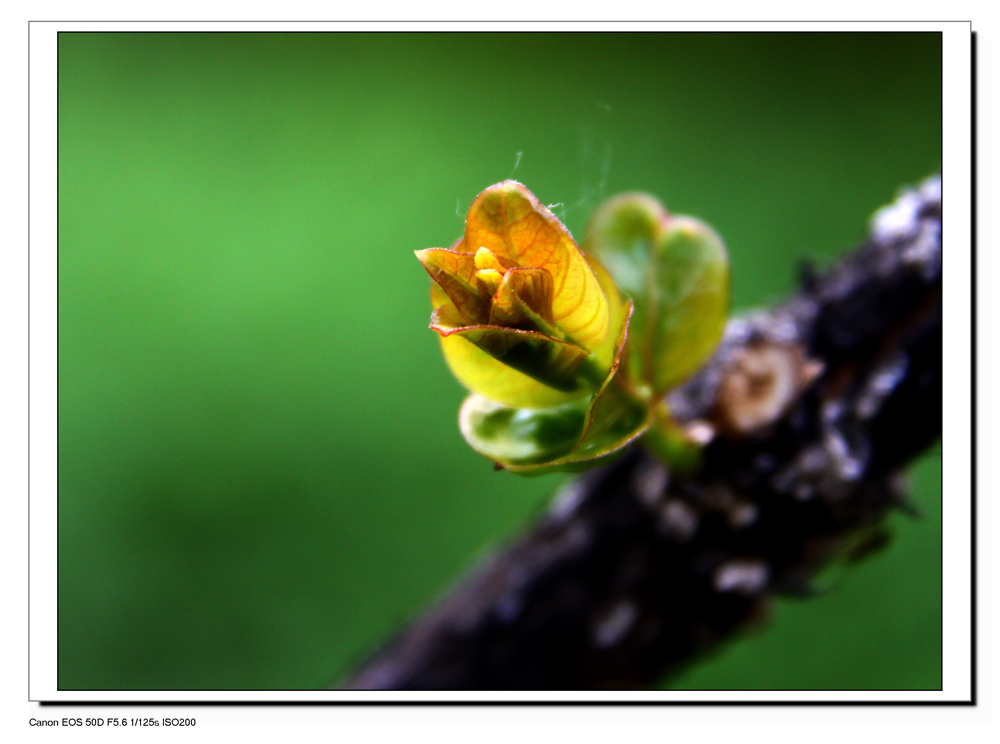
[641,403,703,475]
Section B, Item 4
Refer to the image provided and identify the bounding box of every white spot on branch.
[548,481,586,525]
[714,559,769,595]
[728,502,759,529]
[871,191,922,243]
[658,499,699,541]
[633,459,669,508]
[592,601,637,649]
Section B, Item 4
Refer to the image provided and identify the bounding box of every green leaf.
[586,195,729,394]
[457,301,652,475]
[458,381,651,475]
[459,394,590,466]
[569,377,651,462]
[647,217,729,393]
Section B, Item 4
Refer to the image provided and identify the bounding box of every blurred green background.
[58,32,942,690]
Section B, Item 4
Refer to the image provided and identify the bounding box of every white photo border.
[29,19,973,704]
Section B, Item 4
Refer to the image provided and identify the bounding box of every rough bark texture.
[347,177,944,691]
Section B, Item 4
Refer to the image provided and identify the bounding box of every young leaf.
[419,181,620,409]
[647,217,729,393]
[459,394,591,467]
[586,194,729,395]
[457,302,651,474]
[458,181,610,351]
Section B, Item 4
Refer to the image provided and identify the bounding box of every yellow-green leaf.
[437,333,590,409]
[415,248,487,323]
[419,182,625,409]
[459,181,610,350]
[430,321,591,394]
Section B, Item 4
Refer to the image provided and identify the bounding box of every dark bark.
[347,177,944,690]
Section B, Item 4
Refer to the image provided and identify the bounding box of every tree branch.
[346,177,943,690]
